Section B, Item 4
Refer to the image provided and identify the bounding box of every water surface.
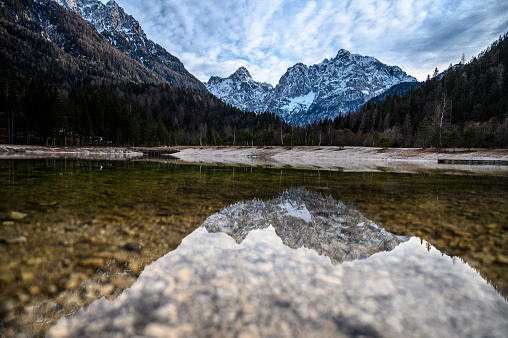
[0,159,507,336]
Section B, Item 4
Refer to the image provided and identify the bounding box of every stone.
[8,211,27,220]
[2,221,15,226]
[143,323,176,338]
[29,285,41,296]
[0,270,17,284]
[0,298,20,314]
[20,271,35,282]
[1,236,27,244]
[79,258,105,268]
[47,284,58,294]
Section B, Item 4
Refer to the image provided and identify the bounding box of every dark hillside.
[0,0,164,90]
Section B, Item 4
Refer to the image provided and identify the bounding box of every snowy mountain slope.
[56,0,207,91]
[206,67,273,112]
[205,49,416,125]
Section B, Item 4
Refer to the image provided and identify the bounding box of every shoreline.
[1,144,507,174]
[0,145,143,159]
[170,146,508,174]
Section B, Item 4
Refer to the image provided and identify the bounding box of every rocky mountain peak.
[203,189,408,265]
[231,67,252,80]
[205,48,416,125]
[336,48,351,58]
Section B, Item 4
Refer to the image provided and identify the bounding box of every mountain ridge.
[206,50,416,125]
[0,0,165,87]
[55,0,207,91]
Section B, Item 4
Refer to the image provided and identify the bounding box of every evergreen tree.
[463,125,478,150]
[417,118,431,149]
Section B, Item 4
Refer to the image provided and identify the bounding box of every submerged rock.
[8,211,28,220]
[0,236,28,245]
[203,189,408,264]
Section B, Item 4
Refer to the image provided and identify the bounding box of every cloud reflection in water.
[49,190,508,337]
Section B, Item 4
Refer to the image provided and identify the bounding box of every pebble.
[47,284,58,294]
[8,211,27,220]
[0,299,20,314]
[0,270,17,283]
[29,285,41,296]
[2,221,15,226]
[1,236,27,244]
[143,323,178,338]
[20,271,35,282]
[79,258,105,268]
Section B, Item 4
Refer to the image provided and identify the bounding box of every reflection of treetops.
[203,189,408,265]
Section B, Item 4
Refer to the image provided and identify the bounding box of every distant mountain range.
[205,50,417,124]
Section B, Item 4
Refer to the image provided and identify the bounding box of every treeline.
[0,72,287,146]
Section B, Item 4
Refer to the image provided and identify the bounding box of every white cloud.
[117,0,508,84]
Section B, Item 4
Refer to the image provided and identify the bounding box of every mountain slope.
[367,81,423,105]
[0,0,164,88]
[56,0,207,91]
[205,49,416,125]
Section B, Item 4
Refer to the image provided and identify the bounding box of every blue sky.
[109,0,508,85]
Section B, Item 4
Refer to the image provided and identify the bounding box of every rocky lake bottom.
[0,158,507,337]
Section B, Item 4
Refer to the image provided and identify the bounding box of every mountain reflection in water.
[48,190,508,337]
[204,189,408,264]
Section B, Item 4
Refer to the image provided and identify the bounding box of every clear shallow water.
[0,159,507,337]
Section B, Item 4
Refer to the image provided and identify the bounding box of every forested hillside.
[326,33,508,148]
[0,0,165,90]
[0,71,282,146]
[0,0,284,146]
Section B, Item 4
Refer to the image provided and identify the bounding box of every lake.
[1,158,507,337]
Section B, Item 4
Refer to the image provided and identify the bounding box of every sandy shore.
[171,146,508,174]
[1,144,507,174]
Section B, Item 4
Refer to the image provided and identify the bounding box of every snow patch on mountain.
[282,91,315,116]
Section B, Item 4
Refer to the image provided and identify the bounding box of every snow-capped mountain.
[203,189,408,265]
[205,49,416,124]
[206,67,273,112]
[55,0,207,91]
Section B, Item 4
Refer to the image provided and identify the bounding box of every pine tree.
[417,117,431,149]
[463,125,477,150]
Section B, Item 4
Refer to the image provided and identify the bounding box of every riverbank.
[171,146,508,174]
[0,145,143,159]
[1,144,507,173]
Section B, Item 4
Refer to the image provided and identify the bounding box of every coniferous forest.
[0,0,507,148]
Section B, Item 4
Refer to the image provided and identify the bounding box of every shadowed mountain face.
[203,189,408,264]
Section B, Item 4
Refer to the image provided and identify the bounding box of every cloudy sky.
[109,0,508,85]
